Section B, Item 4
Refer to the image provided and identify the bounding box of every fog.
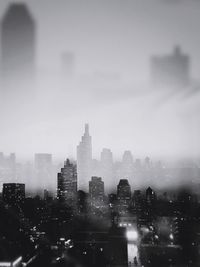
[0,0,200,162]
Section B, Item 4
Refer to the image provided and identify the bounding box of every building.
[0,152,16,182]
[2,183,25,205]
[153,216,177,245]
[117,179,131,213]
[34,153,53,194]
[121,151,134,183]
[100,148,113,192]
[70,227,128,267]
[44,189,50,200]
[0,3,36,89]
[77,124,92,191]
[150,46,190,88]
[89,176,104,207]
[146,187,156,206]
[57,159,77,205]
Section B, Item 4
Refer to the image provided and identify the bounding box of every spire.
[84,123,89,136]
[65,158,71,166]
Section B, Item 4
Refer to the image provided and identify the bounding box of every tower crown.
[84,123,89,136]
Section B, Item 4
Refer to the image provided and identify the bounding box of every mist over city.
[0,0,200,160]
[0,1,200,267]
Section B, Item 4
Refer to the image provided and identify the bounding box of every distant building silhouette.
[2,183,25,205]
[0,3,36,89]
[135,158,141,170]
[121,150,134,182]
[100,148,113,192]
[146,186,156,206]
[0,152,16,182]
[77,124,92,191]
[150,46,190,88]
[57,159,77,205]
[144,156,151,169]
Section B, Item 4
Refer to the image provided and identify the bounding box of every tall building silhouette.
[0,3,36,90]
[57,159,77,205]
[146,187,156,206]
[150,46,190,88]
[77,124,92,191]
[121,150,134,183]
[0,152,16,182]
[100,148,113,192]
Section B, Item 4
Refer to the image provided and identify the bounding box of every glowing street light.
[126,229,138,242]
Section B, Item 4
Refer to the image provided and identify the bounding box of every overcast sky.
[0,0,200,161]
[0,0,200,79]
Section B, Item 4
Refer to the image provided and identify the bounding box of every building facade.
[89,176,104,207]
[57,159,77,205]
[77,124,92,191]
[117,179,131,213]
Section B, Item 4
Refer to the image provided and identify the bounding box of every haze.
[0,0,200,161]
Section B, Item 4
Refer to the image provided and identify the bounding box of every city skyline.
[0,1,200,266]
[0,123,200,195]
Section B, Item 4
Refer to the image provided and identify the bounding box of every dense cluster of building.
[1,173,200,266]
[1,124,200,266]
[0,128,200,267]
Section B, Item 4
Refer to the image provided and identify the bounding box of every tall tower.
[57,159,77,206]
[121,150,134,183]
[117,179,131,213]
[100,148,113,192]
[77,124,92,191]
[0,3,36,90]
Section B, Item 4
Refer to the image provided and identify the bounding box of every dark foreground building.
[2,183,25,205]
[69,227,128,267]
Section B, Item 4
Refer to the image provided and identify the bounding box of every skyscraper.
[0,3,36,90]
[121,150,134,183]
[57,159,77,205]
[100,148,113,192]
[117,179,131,213]
[89,176,104,206]
[77,124,92,191]
[150,46,190,88]
[146,186,156,206]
